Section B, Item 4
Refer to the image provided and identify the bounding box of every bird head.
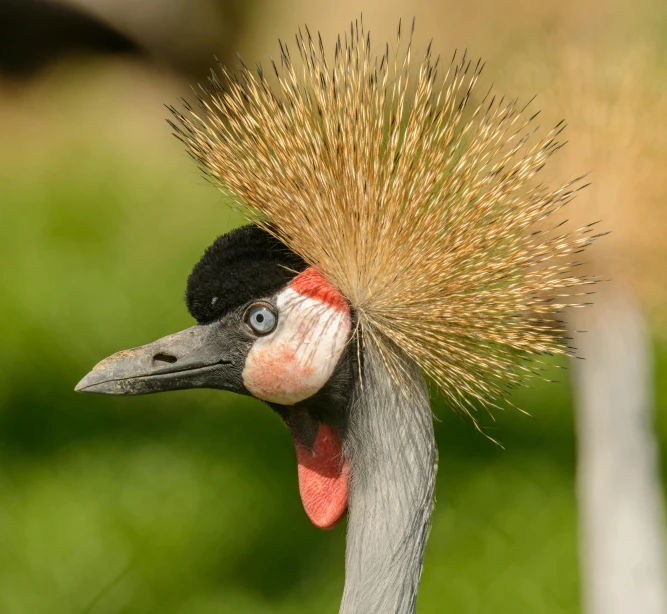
[76,224,356,529]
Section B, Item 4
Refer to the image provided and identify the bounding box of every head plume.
[169,18,600,427]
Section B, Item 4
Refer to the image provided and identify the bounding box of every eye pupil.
[247,304,277,335]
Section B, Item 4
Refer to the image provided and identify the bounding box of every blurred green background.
[1,1,666,612]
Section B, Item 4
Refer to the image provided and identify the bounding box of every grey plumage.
[342,340,436,613]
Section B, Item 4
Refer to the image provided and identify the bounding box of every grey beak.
[75,324,235,395]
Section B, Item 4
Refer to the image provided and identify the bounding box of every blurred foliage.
[1,5,666,612]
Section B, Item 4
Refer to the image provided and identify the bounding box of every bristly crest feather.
[169,18,600,428]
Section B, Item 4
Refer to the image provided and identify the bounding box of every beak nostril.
[153,352,178,364]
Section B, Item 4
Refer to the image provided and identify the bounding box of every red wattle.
[294,424,349,530]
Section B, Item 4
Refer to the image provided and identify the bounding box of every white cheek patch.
[242,287,351,405]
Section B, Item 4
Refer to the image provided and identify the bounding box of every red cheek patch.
[294,424,349,529]
[245,342,316,401]
[290,268,348,313]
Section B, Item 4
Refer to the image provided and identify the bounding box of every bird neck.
[340,342,437,614]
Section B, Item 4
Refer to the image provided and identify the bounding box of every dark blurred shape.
[0,0,142,79]
[0,0,249,81]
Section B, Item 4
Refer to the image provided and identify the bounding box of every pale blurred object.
[504,45,667,614]
[574,285,666,614]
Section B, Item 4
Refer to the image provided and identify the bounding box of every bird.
[75,19,599,614]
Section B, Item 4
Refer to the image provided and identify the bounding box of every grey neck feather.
[340,341,438,614]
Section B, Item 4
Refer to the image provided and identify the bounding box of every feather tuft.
[170,19,599,427]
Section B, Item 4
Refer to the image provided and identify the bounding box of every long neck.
[340,342,437,614]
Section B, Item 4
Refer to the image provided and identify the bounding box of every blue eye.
[246,304,278,335]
